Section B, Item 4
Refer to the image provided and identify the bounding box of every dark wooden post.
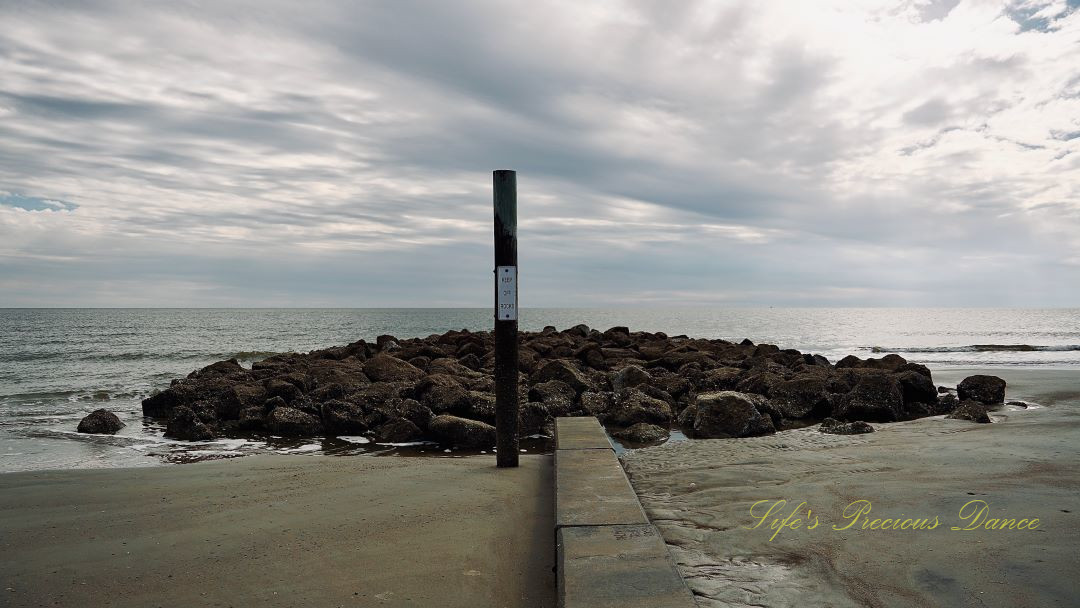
[493,169,519,468]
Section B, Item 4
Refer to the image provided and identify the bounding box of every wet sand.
[0,454,554,607]
[622,368,1080,607]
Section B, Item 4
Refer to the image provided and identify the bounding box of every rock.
[610,365,652,392]
[76,409,124,434]
[835,355,862,369]
[262,395,288,412]
[832,372,903,422]
[413,374,470,413]
[819,417,874,435]
[566,324,591,337]
[612,423,669,444]
[938,386,953,394]
[574,343,605,369]
[690,391,775,439]
[374,418,424,443]
[957,375,1006,405]
[362,354,425,383]
[459,353,482,371]
[1006,400,1029,408]
[265,378,301,403]
[947,400,992,423]
[320,399,367,435]
[165,406,214,440]
[529,380,576,404]
[768,376,831,419]
[698,367,742,391]
[897,370,938,408]
[600,388,673,428]
[221,383,269,419]
[935,393,959,414]
[528,380,576,416]
[518,402,550,435]
[428,357,476,377]
[531,360,593,394]
[266,407,321,436]
[368,398,435,430]
[676,404,696,429]
[579,391,614,416]
[638,384,675,408]
[237,406,266,430]
[454,391,494,424]
[144,324,991,445]
[141,384,195,418]
[650,374,692,400]
[429,415,496,449]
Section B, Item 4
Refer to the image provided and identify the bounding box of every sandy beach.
[622,368,1080,607]
[0,454,554,607]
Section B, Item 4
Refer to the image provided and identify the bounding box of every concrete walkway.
[1,455,555,607]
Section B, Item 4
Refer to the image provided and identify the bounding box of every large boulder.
[77,409,124,435]
[368,398,435,431]
[574,343,605,369]
[689,391,775,439]
[531,360,594,394]
[957,375,1006,406]
[528,380,576,416]
[429,415,496,449]
[518,402,550,435]
[427,357,477,377]
[734,371,783,397]
[934,393,959,414]
[320,400,367,435]
[600,388,672,428]
[413,374,470,413]
[767,375,831,419]
[266,407,321,436]
[819,417,874,435]
[612,423,669,444]
[373,418,425,443]
[947,400,992,423]
[237,406,266,430]
[897,370,938,409]
[165,406,214,441]
[362,354,425,383]
[610,365,652,392]
[265,378,302,403]
[698,367,742,391]
[142,383,197,418]
[579,391,614,417]
[832,372,903,422]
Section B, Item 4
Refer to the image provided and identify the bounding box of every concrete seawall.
[553,417,697,607]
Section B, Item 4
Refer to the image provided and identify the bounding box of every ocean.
[1,307,1078,472]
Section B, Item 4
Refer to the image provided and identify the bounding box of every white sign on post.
[496,266,517,321]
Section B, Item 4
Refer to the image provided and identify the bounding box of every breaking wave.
[870,344,1080,353]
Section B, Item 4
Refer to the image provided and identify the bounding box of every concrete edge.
[554,416,698,607]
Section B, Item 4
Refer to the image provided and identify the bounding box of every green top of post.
[493,170,516,239]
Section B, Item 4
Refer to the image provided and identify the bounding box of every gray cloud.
[0,0,1078,307]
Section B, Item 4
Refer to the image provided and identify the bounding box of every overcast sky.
[1,0,1078,307]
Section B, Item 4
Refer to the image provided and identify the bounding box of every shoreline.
[622,367,1080,607]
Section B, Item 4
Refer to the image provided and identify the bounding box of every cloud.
[0,0,1078,307]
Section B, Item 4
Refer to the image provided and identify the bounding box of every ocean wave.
[0,350,284,364]
[869,344,1080,354]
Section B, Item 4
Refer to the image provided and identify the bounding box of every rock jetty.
[141,325,1002,448]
